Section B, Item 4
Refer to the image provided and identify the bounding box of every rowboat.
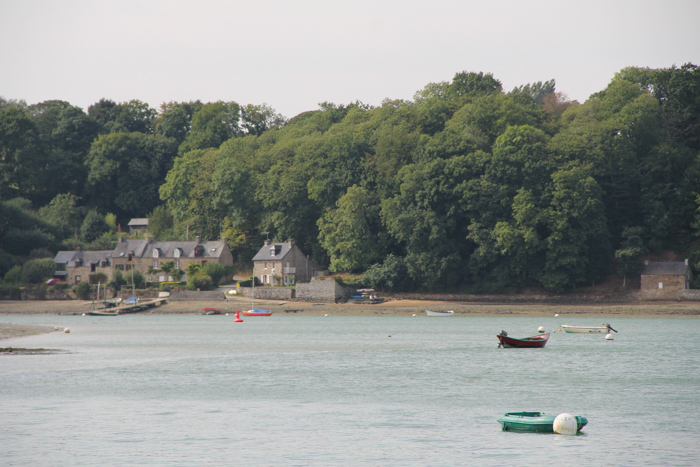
[86,310,119,316]
[241,308,272,316]
[496,330,549,348]
[202,307,221,315]
[426,310,454,317]
[497,412,588,433]
[560,324,617,334]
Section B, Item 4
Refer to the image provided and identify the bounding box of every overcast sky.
[2,0,699,119]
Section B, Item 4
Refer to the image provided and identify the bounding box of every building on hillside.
[640,259,693,300]
[53,236,234,285]
[252,240,325,286]
[128,218,149,235]
[52,248,113,284]
[111,236,233,282]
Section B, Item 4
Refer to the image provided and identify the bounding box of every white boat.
[426,310,454,317]
[560,324,617,334]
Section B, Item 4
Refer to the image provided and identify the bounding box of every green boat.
[497,412,588,433]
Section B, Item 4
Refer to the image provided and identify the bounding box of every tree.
[178,101,241,155]
[38,193,84,239]
[202,262,226,286]
[88,99,157,134]
[21,258,56,284]
[318,185,384,273]
[84,132,178,218]
[80,210,110,243]
[449,71,502,99]
[615,226,647,287]
[0,106,45,202]
[147,205,174,240]
[241,103,287,136]
[155,101,203,143]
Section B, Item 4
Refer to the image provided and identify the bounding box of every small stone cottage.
[639,260,693,300]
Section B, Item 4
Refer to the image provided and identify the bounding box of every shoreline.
[2,298,698,342]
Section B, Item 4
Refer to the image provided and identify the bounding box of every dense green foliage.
[2,65,699,293]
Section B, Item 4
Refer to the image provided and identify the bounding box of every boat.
[560,323,618,334]
[87,310,119,316]
[202,307,221,315]
[241,308,272,316]
[426,310,454,317]
[497,412,588,433]
[496,330,549,348]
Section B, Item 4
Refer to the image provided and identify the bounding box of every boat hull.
[561,325,610,333]
[497,412,588,433]
[426,310,454,317]
[497,332,549,348]
[241,309,272,316]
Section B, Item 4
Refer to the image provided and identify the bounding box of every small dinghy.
[560,323,617,334]
[497,411,588,433]
[496,330,549,348]
[202,307,221,315]
[426,310,454,317]
[241,308,272,316]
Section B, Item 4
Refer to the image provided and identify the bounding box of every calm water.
[1,313,699,466]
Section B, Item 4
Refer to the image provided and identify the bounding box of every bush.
[0,284,21,299]
[124,269,145,289]
[202,262,226,285]
[4,265,22,284]
[363,254,413,292]
[21,258,56,284]
[54,281,71,290]
[74,281,93,300]
[89,272,108,285]
[187,271,213,290]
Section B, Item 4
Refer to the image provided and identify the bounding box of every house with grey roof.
[52,248,114,284]
[252,239,325,286]
[640,259,693,300]
[53,235,234,285]
[128,218,149,235]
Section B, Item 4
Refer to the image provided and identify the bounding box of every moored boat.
[497,411,588,433]
[87,310,119,316]
[426,310,454,317]
[560,324,617,334]
[241,308,272,316]
[202,307,221,315]
[496,330,549,348]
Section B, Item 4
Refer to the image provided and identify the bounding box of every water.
[1,314,699,466]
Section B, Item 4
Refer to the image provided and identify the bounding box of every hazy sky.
[2,0,699,119]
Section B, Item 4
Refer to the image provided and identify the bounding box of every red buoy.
[233,310,243,322]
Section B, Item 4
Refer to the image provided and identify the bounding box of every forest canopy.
[2,64,699,293]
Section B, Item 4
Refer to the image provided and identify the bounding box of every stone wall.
[238,287,295,300]
[640,274,686,300]
[295,277,353,302]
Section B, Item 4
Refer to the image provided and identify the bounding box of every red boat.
[241,308,272,316]
[497,330,549,348]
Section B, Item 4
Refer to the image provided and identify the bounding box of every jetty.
[112,298,168,314]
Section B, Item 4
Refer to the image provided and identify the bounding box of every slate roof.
[128,218,149,226]
[53,250,113,266]
[252,243,293,261]
[112,238,229,259]
[641,261,690,276]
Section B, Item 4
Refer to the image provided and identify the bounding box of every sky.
[2,0,699,119]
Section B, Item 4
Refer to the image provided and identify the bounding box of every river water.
[1,313,699,466]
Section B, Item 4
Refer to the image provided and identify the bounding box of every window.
[75,275,81,283]
[270,247,276,256]
[174,259,179,269]
[154,260,159,269]
[264,261,267,269]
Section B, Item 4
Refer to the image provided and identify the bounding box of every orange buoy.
[233,310,243,323]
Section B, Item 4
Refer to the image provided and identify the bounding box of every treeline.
[2,64,699,293]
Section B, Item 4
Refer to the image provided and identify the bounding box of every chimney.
[195,235,201,244]
[221,237,228,244]
[146,236,152,243]
[686,258,689,265]
[264,239,271,246]
[288,238,295,247]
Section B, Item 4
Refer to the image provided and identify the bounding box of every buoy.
[82,313,86,316]
[233,310,243,323]
[325,314,328,317]
[64,328,70,333]
[555,313,559,317]
[553,413,578,435]
[605,333,614,340]
[538,326,545,333]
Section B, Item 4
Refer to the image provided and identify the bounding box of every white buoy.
[538,326,545,333]
[553,413,578,435]
[555,313,559,317]
[605,333,614,340]
[325,314,328,317]
[64,328,70,333]
[413,314,416,317]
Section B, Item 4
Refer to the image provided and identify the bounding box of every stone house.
[128,218,149,235]
[251,240,325,286]
[53,236,233,285]
[53,248,114,284]
[639,259,693,300]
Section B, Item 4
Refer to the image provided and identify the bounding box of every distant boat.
[426,310,454,317]
[560,324,617,334]
[241,308,272,316]
[87,309,119,316]
[202,307,221,315]
[496,330,549,348]
[497,412,588,433]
